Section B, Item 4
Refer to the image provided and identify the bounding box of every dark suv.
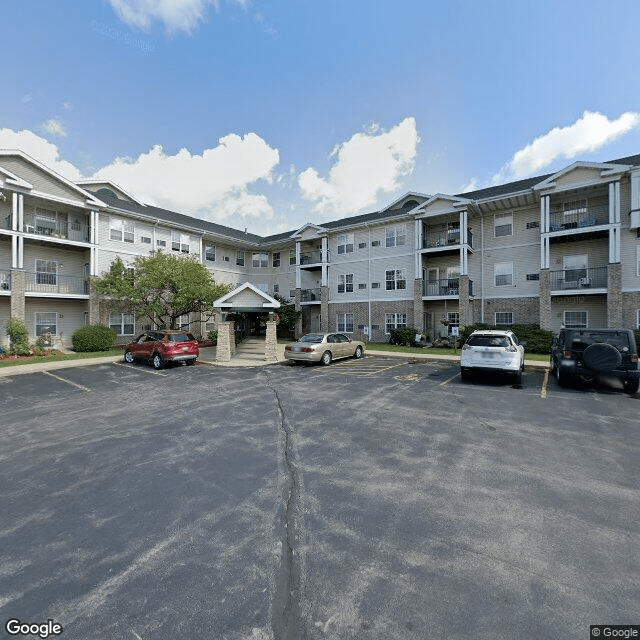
[551,328,639,394]
[124,330,199,369]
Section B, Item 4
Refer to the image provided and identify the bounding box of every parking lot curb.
[364,349,550,369]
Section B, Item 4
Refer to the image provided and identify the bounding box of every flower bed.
[0,349,64,361]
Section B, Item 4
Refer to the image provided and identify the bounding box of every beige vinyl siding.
[0,299,10,349]
[554,167,603,189]
[549,296,607,333]
[24,243,90,280]
[549,238,609,273]
[0,237,11,270]
[24,298,89,345]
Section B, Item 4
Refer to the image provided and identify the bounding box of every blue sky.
[2,0,640,235]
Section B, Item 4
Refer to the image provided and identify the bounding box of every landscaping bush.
[389,327,420,346]
[207,330,218,345]
[460,323,553,354]
[72,324,117,352]
[6,318,31,355]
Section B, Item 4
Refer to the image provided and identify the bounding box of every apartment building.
[1,149,640,348]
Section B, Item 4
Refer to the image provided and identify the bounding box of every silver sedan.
[284,332,365,365]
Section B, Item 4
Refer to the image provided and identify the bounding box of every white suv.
[460,329,525,383]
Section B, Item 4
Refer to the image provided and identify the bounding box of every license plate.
[182,346,188,352]
[481,351,495,358]
[293,346,302,352]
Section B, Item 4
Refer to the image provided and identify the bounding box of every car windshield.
[467,335,510,348]
[168,333,194,342]
[569,331,630,350]
[299,334,324,343]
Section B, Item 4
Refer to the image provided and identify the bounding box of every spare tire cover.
[582,343,622,372]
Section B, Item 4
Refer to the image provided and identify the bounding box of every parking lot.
[1,356,638,639]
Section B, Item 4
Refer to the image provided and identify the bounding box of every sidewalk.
[0,343,549,377]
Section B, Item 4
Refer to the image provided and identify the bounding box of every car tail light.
[285,345,292,351]
[564,350,572,358]
[462,344,471,350]
[301,347,314,353]
[632,354,639,363]
[505,346,517,352]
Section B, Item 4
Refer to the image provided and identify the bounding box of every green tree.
[93,253,230,330]
[273,293,301,339]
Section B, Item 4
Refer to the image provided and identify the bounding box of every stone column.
[229,320,236,355]
[216,322,232,362]
[413,278,423,334]
[320,286,329,333]
[10,269,26,323]
[539,269,552,330]
[265,319,278,362]
[294,289,303,338]
[607,263,622,328]
[458,275,472,329]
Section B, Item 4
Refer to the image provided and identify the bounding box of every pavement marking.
[112,362,169,377]
[540,369,550,399]
[42,370,92,392]
[437,371,460,387]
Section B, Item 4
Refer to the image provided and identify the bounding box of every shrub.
[72,325,117,352]
[207,330,218,345]
[389,327,420,346]
[460,323,553,354]
[6,318,30,355]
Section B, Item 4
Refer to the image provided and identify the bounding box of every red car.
[124,330,199,369]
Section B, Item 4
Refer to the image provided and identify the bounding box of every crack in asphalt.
[264,370,302,640]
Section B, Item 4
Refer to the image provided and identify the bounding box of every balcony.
[298,250,329,266]
[25,272,89,296]
[0,270,10,292]
[547,204,608,233]
[422,228,473,250]
[301,288,321,303]
[549,266,607,292]
[423,278,474,297]
[22,213,90,242]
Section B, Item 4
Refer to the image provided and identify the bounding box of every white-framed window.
[336,313,354,333]
[236,250,245,266]
[495,312,514,325]
[252,253,269,268]
[205,245,216,261]
[494,261,514,287]
[494,213,513,237]
[337,233,354,255]
[273,283,280,294]
[140,235,151,245]
[337,274,354,293]
[109,216,134,243]
[35,312,57,336]
[385,269,407,291]
[156,239,166,248]
[289,250,296,265]
[385,313,407,334]
[35,259,57,285]
[272,252,281,268]
[176,314,190,329]
[564,311,588,328]
[385,224,406,247]
[109,313,135,336]
[172,232,190,253]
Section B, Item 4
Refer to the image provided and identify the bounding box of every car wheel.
[124,350,135,364]
[151,353,165,370]
[556,365,569,387]
[354,346,363,359]
[460,368,471,382]
[623,378,639,394]
[321,351,332,366]
[513,370,522,385]
[186,359,196,366]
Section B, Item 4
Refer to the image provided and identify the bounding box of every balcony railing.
[299,250,329,265]
[548,204,608,232]
[25,272,89,295]
[22,214,90,242]
[423,278,473,297]
[422,228,473,249]
[0,270,10,291]
[301,288,321,302]
[550,266,607,291]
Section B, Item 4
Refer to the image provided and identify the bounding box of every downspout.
[480,210,485,323]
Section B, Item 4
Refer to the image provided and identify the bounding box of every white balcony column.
[11,193,18,231]
[609,181,621,224]
[17,235,24,269]
[414,220,421,276]
[540,195,550,233]
[541,236,550,270]
[609,226,621,264]
[321,237,328,286]
[295,241,301,289]
[18,194,24,231]
[198,236,203,263]
[11,235,18,268]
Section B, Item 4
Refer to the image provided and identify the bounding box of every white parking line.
[42,371,92,392]
[437,371,460,387]
[113,362,169,377]
[540,369,550,399]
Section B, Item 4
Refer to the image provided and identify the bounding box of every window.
[35,260,57,285]
[494,262,513,287]
[172,232,190,253]
[371,282,380,289]
[371,240,381,247]
[272,252,281,268]
[289,250,296,265]
[563,199,587,217]
[109,217,134,243]
[337,233,354,255]
[358,283,367,289]
[236,250,245,266]
[564,311,588,328]
[385,269,406,291]
[495,312,514,326]
[252,253,269,268]
[156,239,166,248]
[141,235,151,244]
[35,312,57,336]
[336,313,354,333]
[386,224,406,247]
[205,245,216,261]
[494,213,513,237]
[526,221,540,229]
[337,274,354,293]
[385,313,407,334]
[176,314,190,329]
[109,313,135,336]
[563,255,588,285]
[526,273,540,281]
[273,283,280,294]
[358,242,367,249]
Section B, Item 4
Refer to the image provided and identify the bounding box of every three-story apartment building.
[1,149,640,347]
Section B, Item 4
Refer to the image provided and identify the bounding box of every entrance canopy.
[213,282,281,313]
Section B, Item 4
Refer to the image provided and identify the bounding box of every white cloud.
[107,0,248,34]
[298,117,420,217]
[92,133,280,222]
[0,128,81,181]
[493,110,640,184]
[42,119,67,138]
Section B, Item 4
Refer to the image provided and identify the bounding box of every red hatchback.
[124,330,199,369]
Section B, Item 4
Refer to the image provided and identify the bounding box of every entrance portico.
[213,282,281,362]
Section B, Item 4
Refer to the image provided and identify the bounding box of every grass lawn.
[0,349,123,369]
